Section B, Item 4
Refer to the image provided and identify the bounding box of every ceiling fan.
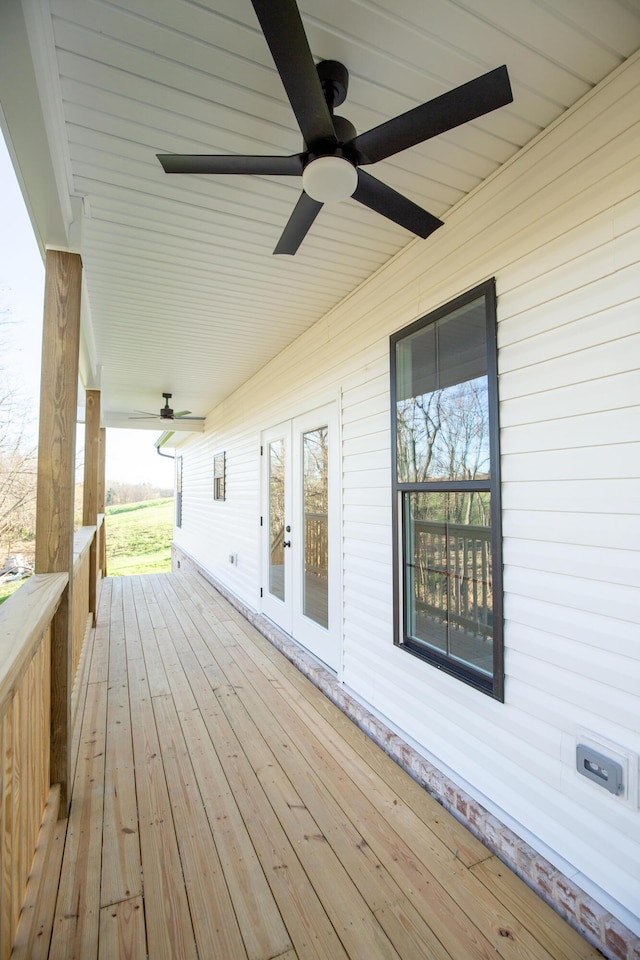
[128,393,205,423]
[157,0,513,255]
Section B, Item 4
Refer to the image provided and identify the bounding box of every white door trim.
[260,401,342,674]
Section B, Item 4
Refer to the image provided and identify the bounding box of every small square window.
[213,452,226,501]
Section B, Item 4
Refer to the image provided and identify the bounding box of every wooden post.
[82,389,100,622]
[35,249,82,815]
[98,427,106,513]
[99,428,107,576]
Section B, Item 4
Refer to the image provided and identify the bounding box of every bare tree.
[105,481,173,505]
[396,389,444,482]
[0,300,38,555]
[396,376,491,530]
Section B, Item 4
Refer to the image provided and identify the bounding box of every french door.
[261,404,340,671]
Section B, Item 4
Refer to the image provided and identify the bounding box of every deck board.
[101,577,141,909]
[49,678,106,959]
[98,896,146,960]
[37,572,601,960]
[127,657,197,960]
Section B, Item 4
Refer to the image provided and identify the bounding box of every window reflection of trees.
[396,376,490,485]
[398,378,493,666]
[303,429,329,573]
[303,428,328,514]
[303,428,329,628]
[269,440,285,600]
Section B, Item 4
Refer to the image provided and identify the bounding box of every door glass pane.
[395,297,490,482]
[175,457,183,528]
[303,427,328,629]
[268,439,285,601]
[404,490,493,676]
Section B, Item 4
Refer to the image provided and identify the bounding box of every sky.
[0,134,174,488]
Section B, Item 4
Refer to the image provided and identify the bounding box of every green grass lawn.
[0,498,174,604]
[106,497,174,576]
[0,578,25,606]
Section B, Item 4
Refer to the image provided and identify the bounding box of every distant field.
[106,498,174,576]
[0,498,174,605]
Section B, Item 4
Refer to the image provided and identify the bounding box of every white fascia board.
[154,431,175,449]
[0,0,70,253]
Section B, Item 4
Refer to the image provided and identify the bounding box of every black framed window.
[176,456,183,528]
[213,452,226,501]
[390,280,503,698]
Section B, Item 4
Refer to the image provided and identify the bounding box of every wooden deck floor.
[27,573,600,960]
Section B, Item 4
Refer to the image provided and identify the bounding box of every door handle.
[283,540,291,548]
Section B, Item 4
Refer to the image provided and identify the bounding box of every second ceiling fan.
[158,0,513,255]
[129,393,205,423]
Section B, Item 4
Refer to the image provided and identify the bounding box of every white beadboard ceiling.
[4,0,640,429]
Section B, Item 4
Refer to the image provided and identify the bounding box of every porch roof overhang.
[2,0,640,430]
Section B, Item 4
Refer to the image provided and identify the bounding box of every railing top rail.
[413,519,491,539]
[0,572,68,714]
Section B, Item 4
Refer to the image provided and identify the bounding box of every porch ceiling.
[2,0,640,428]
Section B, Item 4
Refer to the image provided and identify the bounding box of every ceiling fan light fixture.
[302,155,357,203]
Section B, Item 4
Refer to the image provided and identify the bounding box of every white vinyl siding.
[174,52,640,931]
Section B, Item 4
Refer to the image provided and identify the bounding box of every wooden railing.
[72,512,105,682]
[411,519,493,639]
[0,573,66,956]
[304,511,328,579]
[0,516,104,959]
[270,512,328,578]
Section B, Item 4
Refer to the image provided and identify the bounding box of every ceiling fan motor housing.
[161,392,174,418]
[317,60,349,109]
[331,115,357,147]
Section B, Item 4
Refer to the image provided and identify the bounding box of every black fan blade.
[158,153,305,176]
[250,0,337,149]
[274,191,323,255]
[353,170,443,239]
[350,65,513,165]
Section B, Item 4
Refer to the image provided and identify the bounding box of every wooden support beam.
[83,390,101,622]
[98,427,106,514]
[35,249,82,816]
[83,391,100,526]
